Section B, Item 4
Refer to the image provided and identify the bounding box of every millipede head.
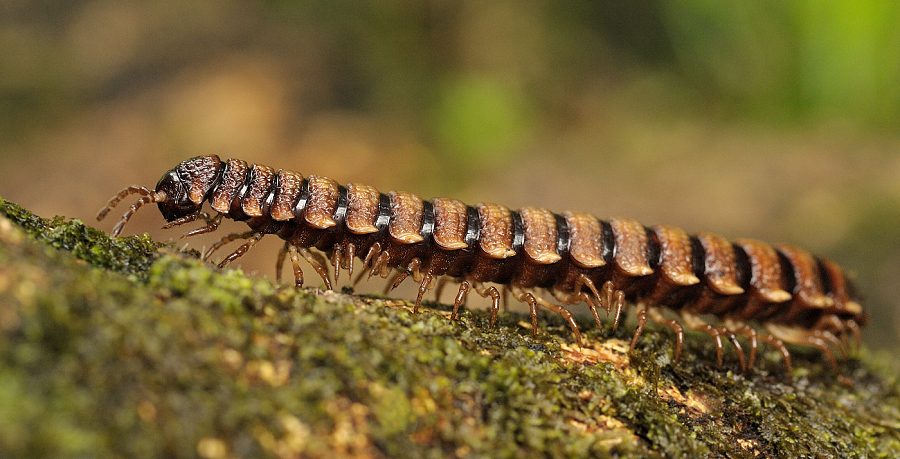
[97,155,224,237]
[154,169,200,221]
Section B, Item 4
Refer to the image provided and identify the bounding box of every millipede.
[98,155,867,374]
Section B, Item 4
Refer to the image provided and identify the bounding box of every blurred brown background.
[2,0,898,353]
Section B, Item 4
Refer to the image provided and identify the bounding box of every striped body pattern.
[98,155,867,373]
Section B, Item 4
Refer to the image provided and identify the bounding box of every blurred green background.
[1,0,898,353]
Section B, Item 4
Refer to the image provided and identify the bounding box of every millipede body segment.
[98,155,867,374]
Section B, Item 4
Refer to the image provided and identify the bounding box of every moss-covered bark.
[1,196,898,458]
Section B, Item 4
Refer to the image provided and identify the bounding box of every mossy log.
[1,197,899,458]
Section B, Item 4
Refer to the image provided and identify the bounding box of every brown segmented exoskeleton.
[97,155,867,374]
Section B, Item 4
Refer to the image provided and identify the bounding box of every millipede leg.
[299,247,332,290]
[706,327,725,367]
[354,243,382,286]
[186,213,224,238]
[820,329,847,359]
[410,259,425,283]
[332,246,342,283]
[579,291,604,329]
[723,330,747,373]
[218,232,264,268]
[384,271,406,294]
[758,333,793,376]
[611,290,626,331]
[451,280,471,320]
[680,311,730,367]
[361,243,380,270]
[813,314,851,357]
[808,331,841,369]
[386,258,421,293]
[486,286,502,328]
[725,320,759,369]
[629,305,649,353]
[287,243,305,287]
[765,323,843,373]
[829,323,852,358]
[576,274,605,328]
[839,332,852,357]
[600,281,615,315]
[473,283,501,328]
[414,272,434,313]
[368,251,391,281]
[161,211,203,229]
[519,291,540,336]
[206,230,259,261]
[531,293,582,346]
[164,212,223,239]
[344,243,356,280]
[649,307,685,362]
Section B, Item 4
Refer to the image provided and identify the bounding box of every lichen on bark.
[1,196,899,458]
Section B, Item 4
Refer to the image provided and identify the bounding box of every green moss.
[0,198,159,280]
[1,196,899,458]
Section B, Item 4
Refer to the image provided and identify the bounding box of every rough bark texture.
[1,196,899,458]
